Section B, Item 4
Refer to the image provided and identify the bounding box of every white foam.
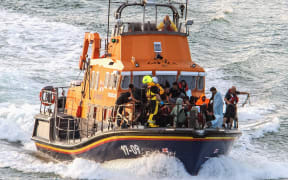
[199,156,288,180]
[247,117,280,139]
[0,103,38,143]
[223,6,234,14]
[59,153,190,180]
[101,153,190,179]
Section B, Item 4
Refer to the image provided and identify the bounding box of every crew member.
[142,75,161,127]
[148,76,164,95]
[128,84,146,124]
[157,15,178,32]
[223,86,249,129]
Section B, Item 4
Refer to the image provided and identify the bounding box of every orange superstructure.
[65,1,206,121]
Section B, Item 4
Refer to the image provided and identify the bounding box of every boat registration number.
[120,144,141,156]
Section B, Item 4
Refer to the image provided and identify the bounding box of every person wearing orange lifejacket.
[223,86,250,129]
[196,94,210,108]
[157,15,178,32]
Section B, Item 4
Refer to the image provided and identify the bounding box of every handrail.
[40,86,211,144]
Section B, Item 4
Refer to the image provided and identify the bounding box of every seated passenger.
[169,82,183,103]
[183,96,192,112]
[157,15,178,32]
[178,80,189,96]
[160,81,170,102]
[170,98,186,128]
[189,96,197,106]
[195,94,210,108]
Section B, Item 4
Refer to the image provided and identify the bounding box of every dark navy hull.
[32,128,241,175]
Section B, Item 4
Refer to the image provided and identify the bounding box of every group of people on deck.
[115,75,249,129]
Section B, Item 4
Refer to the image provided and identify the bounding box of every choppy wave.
[0,103,37,143]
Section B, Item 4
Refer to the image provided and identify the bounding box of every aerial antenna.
[185,0,188,20]
[106,0,111,55]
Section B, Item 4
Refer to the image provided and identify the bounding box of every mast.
[185,0,188,20]
[106,0,111,55]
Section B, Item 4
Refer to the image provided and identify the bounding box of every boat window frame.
[179,71,198,90]
[121,71,131,90]
[90,71,95,90]
[109,71,120,90]
[197,72,206,90]
[133,71,152,88]
[155,71,177,86]
[95,71,100,90]
[104,72,110,88]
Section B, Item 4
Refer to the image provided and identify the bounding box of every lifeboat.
[31,0,241,175]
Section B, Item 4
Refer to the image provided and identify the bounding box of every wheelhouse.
[63,0,205,119]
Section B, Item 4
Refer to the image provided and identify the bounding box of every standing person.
[115,92,131,127]
[128,84,146,124]
[128,84,146,104]
[208,87,224,128]
[142,75,161,127]
[223,86,250,129]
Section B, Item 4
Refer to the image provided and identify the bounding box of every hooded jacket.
[196,94,210,107]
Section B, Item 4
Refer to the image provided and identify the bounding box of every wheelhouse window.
[179,72,198,90]
[121,72,131,90]
[95,72,100,90]
[133,71,152,88]
[197,72,206,90]
[90,71,95,90]
[155,71,177,87]
[109,72,120,89]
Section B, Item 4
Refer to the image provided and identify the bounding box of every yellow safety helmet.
[142,75,152,84]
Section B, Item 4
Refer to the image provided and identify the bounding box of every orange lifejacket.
[196,94,210,107]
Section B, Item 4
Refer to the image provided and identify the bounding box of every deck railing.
[39,87,210,144]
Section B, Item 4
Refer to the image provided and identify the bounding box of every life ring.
[39,86,56,106]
